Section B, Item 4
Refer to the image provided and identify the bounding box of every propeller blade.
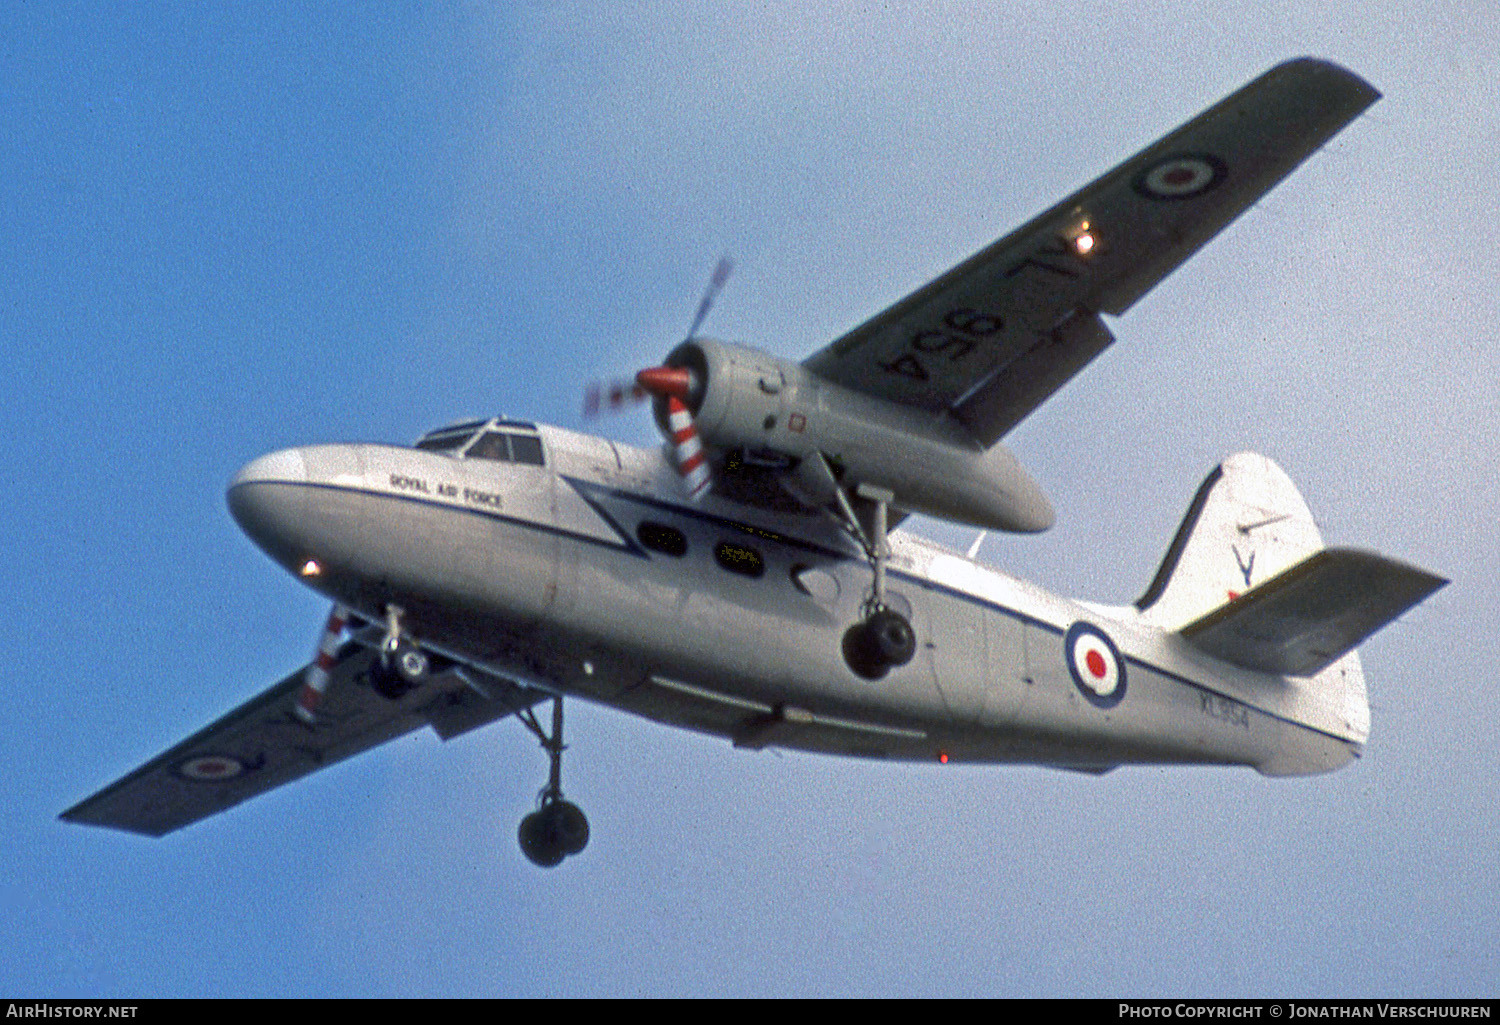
[582,378,647,419]
[684,255,733,342]
[665,395,712,500]
[587,256,728,418]
[295,604,351,724]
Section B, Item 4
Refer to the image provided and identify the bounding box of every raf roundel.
[1064,622,1127,708]
[1133,153,1226,200]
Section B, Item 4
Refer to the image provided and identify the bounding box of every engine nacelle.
[653,338,1054,533]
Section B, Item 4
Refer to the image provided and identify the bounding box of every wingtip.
[1275,56,1382,108]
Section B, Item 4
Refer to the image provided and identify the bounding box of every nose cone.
[229,448,307,490]
[227,448,309,564]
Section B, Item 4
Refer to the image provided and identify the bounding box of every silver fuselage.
[227,424,1360,776]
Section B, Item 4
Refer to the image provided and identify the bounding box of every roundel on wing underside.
[1132,153,1227,200]
[1064,622,1127,708]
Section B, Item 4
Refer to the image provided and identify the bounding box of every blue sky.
[3,2,1495,997]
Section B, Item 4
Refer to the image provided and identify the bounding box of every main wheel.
[866,608,916,667]
[518,801,590,867]
[842,609,916,679]
[549,800,590,856]
[843,621,888,680]
[518,810,566,868]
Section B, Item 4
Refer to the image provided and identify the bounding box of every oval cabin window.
[636,522,688,557]
[714,541,765,578]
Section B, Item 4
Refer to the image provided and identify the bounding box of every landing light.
[1066,218,1096,256]
[300,559,322,577]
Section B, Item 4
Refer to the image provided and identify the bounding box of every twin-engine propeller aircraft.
[64,58,1444,867]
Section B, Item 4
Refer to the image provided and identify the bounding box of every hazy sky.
[4,2,1495,997]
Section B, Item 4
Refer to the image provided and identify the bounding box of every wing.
[60,645,548,837]
[1180,548,1447,676]
[803,58,1380,446]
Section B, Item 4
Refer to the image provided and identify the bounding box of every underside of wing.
[1180,548,1447,676]
[803,58,1380,446]
[60,646,547,837]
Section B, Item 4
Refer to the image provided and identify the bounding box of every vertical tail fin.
[1136,452,1324,631]
[1138,453,1367,761]
[1138,453,1446,764]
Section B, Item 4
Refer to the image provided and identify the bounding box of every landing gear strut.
[516,697,589,868]
[829,480,916,680]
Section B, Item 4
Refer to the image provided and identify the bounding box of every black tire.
[842,609,916,679]
[369,661,412,700]
[842,621,889,680]
[518,810,566,868]
[866,608,916,667]
[548,800,590,856]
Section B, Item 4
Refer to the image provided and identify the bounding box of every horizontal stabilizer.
[1179,547,1445,676]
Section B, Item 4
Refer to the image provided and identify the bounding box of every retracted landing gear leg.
[516,697,589,868]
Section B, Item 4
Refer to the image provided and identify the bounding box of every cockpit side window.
[509,434,545,466]
[466,430,546,466]
[466,431,512,461]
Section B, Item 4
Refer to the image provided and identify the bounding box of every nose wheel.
[515,697,589,868]
[369,605,432,699]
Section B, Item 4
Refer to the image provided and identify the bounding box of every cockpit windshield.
[414,420,485,453]
[413,418,545,465]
